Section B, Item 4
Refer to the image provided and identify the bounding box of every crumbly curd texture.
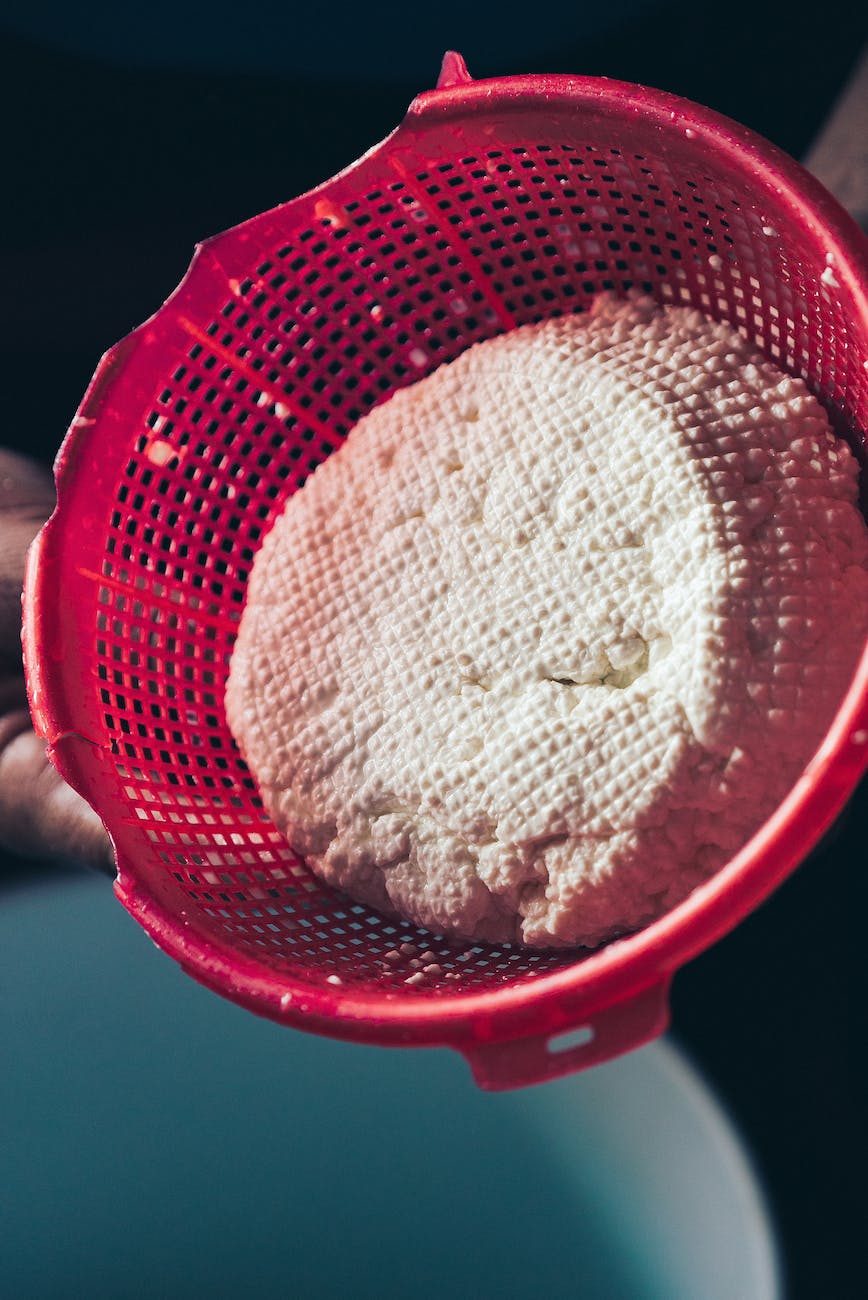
[225,295,868,949]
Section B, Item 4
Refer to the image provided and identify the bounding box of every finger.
[0,724,115,874]
[0,450,55,514]
[0,673,29,716]
[0,451,56,662]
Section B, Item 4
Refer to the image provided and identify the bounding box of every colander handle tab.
[461,978,671,1090]
[435,50,473,90]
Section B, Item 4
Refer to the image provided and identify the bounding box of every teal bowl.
[1,871,780,1299]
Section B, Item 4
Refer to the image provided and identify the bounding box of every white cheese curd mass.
[225,295,868,949]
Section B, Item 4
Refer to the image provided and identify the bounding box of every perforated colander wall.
[38,102,868,1011]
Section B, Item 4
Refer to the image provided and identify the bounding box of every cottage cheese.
[225,295,868,948]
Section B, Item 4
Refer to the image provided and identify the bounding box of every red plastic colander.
[24,53,868,1089]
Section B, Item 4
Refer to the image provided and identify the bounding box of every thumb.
[0,712,115,874]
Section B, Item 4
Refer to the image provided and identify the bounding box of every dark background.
[2,3,867,1296]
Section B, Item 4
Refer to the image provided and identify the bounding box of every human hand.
[0,450,114,873]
